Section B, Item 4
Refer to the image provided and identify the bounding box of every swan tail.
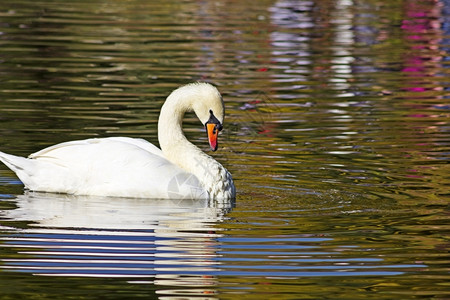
[0,151,37,187]
[0,151,29,171]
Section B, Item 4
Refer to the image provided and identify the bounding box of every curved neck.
[158,93,190,154]
[157,91,213,174]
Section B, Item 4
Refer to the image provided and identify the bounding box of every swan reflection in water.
[0,191,234,294]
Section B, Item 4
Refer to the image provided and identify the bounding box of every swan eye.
[205,110,222,130]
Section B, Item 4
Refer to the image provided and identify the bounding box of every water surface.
[0,0,449,299]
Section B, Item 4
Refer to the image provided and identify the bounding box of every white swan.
[0,82,236,200]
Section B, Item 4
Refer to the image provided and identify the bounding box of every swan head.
[193,84,224,151]
[179,83,225,151]
[161,82,225,151]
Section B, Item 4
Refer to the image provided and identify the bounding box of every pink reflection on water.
[401,0,443,92]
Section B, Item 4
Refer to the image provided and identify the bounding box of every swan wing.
[29,137,164,159]
[1,138,208,199]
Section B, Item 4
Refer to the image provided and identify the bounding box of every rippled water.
[0,0,449,299]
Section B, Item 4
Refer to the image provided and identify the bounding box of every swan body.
[0,83,236,200]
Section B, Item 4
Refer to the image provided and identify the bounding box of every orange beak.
[206,123,219,151]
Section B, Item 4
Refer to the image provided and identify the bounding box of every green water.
[0,0,449,298]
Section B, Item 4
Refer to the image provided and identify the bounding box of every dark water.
[0,0,449,298]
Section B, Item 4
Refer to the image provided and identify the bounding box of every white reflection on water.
[0,192,234,293]
[3,192,233,229]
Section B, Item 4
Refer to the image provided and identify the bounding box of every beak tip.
[209,141,218,151]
